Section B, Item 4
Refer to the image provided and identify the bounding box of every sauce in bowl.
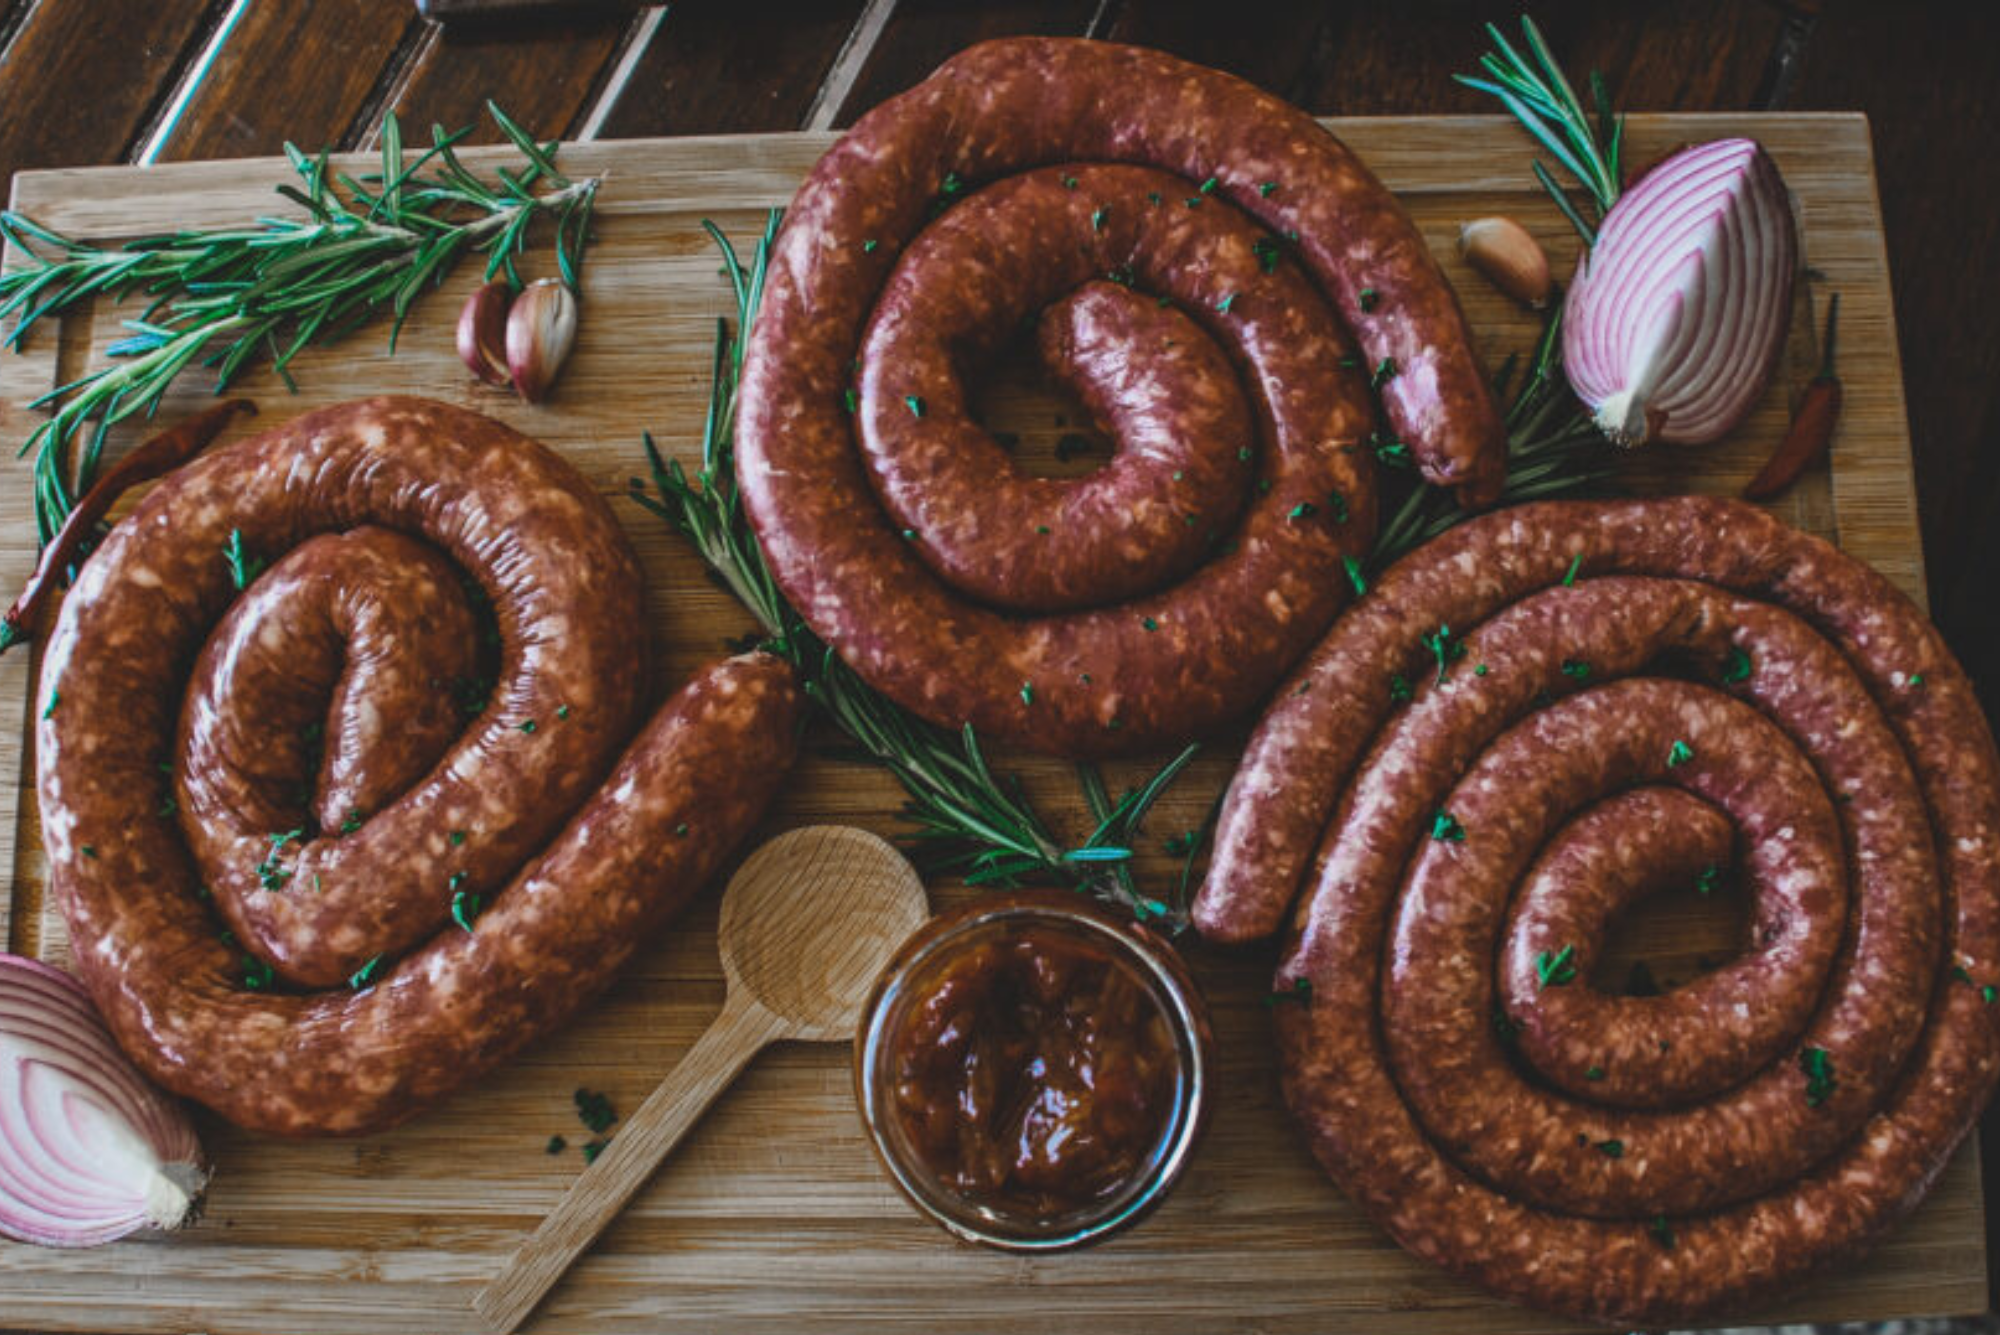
[855,891,1211,1249]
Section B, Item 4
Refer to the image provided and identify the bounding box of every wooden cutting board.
[0,114,1980,1335]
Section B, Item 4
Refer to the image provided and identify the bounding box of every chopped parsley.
[1559,658,1590,680]
[1908,673,1926,689]
[939,171,966,200]
[450,829,467,847]
[1253,236,1283,272]
[556,704,571,720]
[40,689,57,720]
[1695,863,1721,895]
[1584,1065,1605,1081]
[223,528,266,591]
[1343,556,1367,597]
[861,238,878,253]
[1259,180,1279,197]
[1020,682,1034,706]
[546,1135,567,1155]
[1060,174,1078,190]
[1421,623,1465,684]
[1799,1046,1837,1107]
[1288,502,1318,521]
[1199,175,1219,195]
[1370,357,1398,389]
[348,955,383,990]
[241,955,275,991]
[451,889,483,932]
[1357,287,1379,312]
[1595,1139,1624,1158]
[339,808,364,835]
[903,394,926,419]
[582,1139,609,1164]
[1328,491,1349,523]
[1141,616,1159,632]
[1722,646,1753,683]
[841,387,857,414]
[1431,809,1465,842]
[1216,292,1238,314]
[256,827,305,892]
[575,1087,618,1135]
[1389,673,1413,703]
[675,822,690,837]
[1091,206,1109,231]
[1536,944,1578,988]
[1667,740,1694,768]
[1562,553,1583,586]
[1373,437,1412,469]
[1263,977,1313,1007]
[1648,1216,1676,1250]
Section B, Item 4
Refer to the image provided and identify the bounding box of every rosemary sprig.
[0,101,599,544]
[1454,15,1625,242]
[631,210,1197,926]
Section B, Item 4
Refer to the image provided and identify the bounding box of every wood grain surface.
[0,114,1980,1333]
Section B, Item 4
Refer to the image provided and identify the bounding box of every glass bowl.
[853,889,1213,1250]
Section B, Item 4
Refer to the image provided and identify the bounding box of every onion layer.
[1563,138,1798,447]
[0,954,207,1247]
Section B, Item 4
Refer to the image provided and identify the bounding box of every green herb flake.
[1562,553,1583,586]
[41,689,58,720]
[1493,1006,1521,1046]
[340,808,364,835]
[1141,616,1159,632]
[1262,976,1312,1008]
[1357,287,1379,312]
[450,830,467,846]
[903,394,926,419]
[1146,190,1163,206]
[80,844,98,859]
[452,889,483,932]
[1216,292,1238,315]
[1798,1046,1837,1107]
[1584,1065,1605,1081]
[581,1138,609,1164]
[1474,663,1489,676]
[1344,556,1368,597]
[1421,623,1465,684]
[1986,984,1998,1006]
[675,822,690,837]
[1060,174,1079,190]
[1695,863,1721,895]
[518,719,538,734]
[1253,236,1282,272]
[158,795,179,819]
[1373,437,1412,469]
[1536,944,1578,988]
[241,956,274,991]
[1036,524,1050,535]
[1370,357,1398,389]
[1199,175,1219,195]
[575,1087,618,1134]
[901,528,918,541]
[1020,682,1034,706]
[841,387,858,414]
[546,1135,567,1155]
[1722,646,1753,683]
[861,239,878,253]
[1328,491,1349,523]
[1431,809,1466,842]
[223,528,267,591]
[556,704,571,720]
[1649,1216,1676,1250]
[448,870,467,891]
[939,171,966,199]
[348,955,383,990]
[1595,1139,1624,1158]
[1908,673,1926,689]
[1090,206,1109,232]
[1667,740,1694,768]
[1560,658,1590,680]
[1389,673,1413,704]
[1259,180,1279,197]
[1288,502,1317,521]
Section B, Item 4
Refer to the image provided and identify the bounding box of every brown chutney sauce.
[886,918,1182,1218]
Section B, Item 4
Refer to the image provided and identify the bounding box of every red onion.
[0,954,206,1247]
[1563,138,1797,447]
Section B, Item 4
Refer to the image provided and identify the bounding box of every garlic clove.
[1458,217,1552,309]
[456,280,513,387]
[505,279,578,404]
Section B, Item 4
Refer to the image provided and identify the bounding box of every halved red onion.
[0,954,207,1247]
[1563,138,1798,446]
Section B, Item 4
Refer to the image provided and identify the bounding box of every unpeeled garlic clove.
[505,279,578,404]
[456,280,513,386]
[1458,217,1552,309]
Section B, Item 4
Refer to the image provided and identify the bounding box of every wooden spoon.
[471,825,930,1333]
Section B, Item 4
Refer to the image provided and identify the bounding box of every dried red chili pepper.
[0,398,255,651]
[1743,294,1841,502]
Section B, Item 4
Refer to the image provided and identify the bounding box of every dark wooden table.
[3,0,1996,1326]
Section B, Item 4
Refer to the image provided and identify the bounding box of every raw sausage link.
[1196,496,2000,1324]
[38,397,805,1136]
[739,38,1503,758]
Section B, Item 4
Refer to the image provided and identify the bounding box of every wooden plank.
[0,0,220,183]
[152,0,416,161]
[364,7,637,149]
[590,0,871,139]
[829,0,1101,126]
[0,114,1961,1332]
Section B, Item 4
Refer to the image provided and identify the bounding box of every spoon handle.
[472,990,788,1333]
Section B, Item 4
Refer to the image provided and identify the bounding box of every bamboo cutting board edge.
[0,114,1978,1334]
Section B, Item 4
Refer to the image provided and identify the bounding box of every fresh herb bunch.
[0,101,599,544]
[1455,15,1625,243]
[633,213,1204,927]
